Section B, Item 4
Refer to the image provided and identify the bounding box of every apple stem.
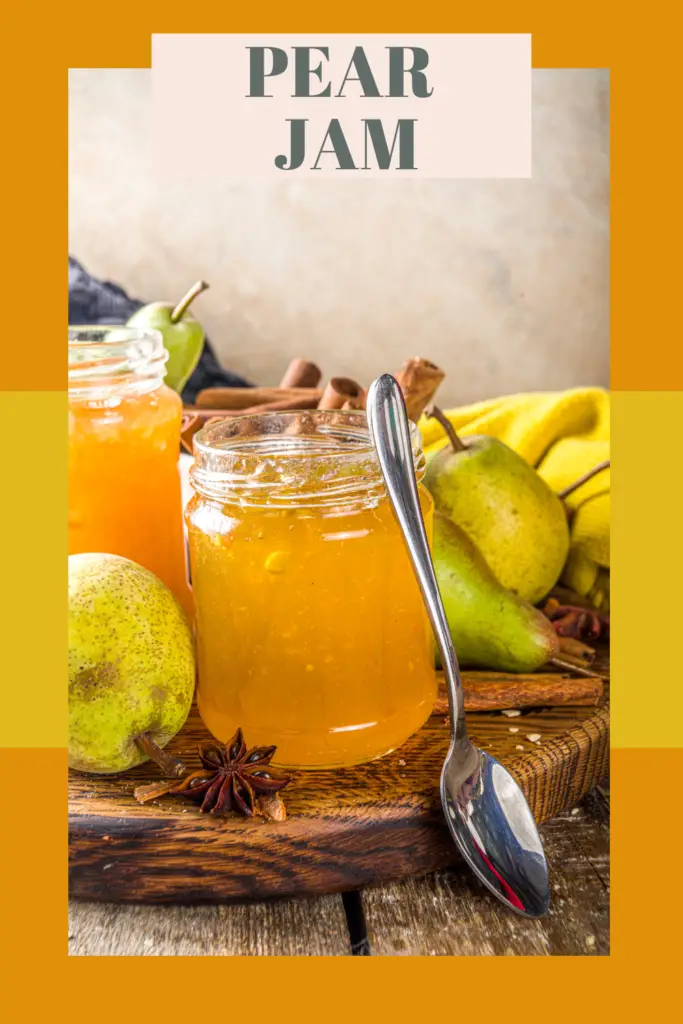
[135,733,187,778]
[557,460,611,501]
[170,280,210,324]
[426,405,467,452]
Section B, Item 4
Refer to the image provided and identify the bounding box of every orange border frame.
[2,0,682,1008]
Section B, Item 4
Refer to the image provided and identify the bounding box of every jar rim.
[190,409,425,509]
[68,325,167,395]
[194,408,421,452]
[68,325,162,346]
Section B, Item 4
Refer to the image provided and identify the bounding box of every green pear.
[433,513,560,672]
[425,418,569,605]
[127,280,209,394]
[69,553,195,774]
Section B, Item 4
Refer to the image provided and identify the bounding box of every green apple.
[127,280,209,394]
[69,553,196,775]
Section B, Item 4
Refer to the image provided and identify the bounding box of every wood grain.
[361,786,609,956]
[69,651,609,905]
[68,894,351,956]
[68,787,609,955]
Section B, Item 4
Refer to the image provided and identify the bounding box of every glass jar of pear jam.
[68,327,192,616]
[186,410,436,769]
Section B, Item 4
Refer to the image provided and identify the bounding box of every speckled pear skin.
[425,435,570,605]
[69,553,195,774]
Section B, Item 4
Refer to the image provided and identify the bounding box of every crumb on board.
[571,807,580,816]
[526,733,542,743]
[509,726,519,733]
[586,935,596,948]
[257,793,287,822]
[515,745,524,751]
[502,709,521,718]
[398,759,406,767]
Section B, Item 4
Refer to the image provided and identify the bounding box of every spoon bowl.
[367,373,550,918]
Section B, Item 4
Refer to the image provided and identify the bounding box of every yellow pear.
[69,553,195,774]
[425,418,569,604]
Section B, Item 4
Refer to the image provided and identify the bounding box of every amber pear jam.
[186,411,435,768]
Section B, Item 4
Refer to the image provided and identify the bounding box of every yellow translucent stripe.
[0,392,67,747]
[2,388,678,749]
[611,391,683,746]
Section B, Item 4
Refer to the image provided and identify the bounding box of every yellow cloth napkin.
[419,387,610,607]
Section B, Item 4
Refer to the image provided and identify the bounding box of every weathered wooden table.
[69,780,609,956]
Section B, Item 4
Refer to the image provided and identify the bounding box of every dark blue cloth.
[68,257,252,403]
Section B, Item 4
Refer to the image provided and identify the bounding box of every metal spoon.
[367,374,550,918]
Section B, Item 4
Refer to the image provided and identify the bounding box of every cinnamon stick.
[186,397,324,420]
[279,358,322,389]
[196,387,323,410]
[434,671,604,714]
[181,410,241,454]
[239,394,322,416]
[318,377,367,410]
[182,406,242,421]
[394,357,445,422]
[181,412,202,454]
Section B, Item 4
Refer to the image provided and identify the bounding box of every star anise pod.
[169,728,292,817]
[542,598,610,641]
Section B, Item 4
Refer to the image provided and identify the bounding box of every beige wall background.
[68,69,609,406]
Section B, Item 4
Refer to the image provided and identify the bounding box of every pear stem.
[557,460,611,501]
[549,656,602,680]
[170,280,210,324]
[426,405,467,452]
[135,733,187,778]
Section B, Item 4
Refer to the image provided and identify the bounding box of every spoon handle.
[366,374,466,740]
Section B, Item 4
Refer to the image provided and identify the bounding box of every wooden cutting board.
[68,656,609,904]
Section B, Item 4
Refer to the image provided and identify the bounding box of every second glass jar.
[68,326,191,617]
[186,410,436,769]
